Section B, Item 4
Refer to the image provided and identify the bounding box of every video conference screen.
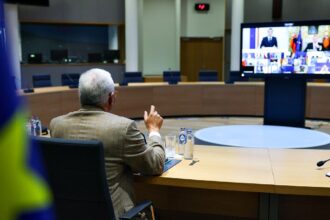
[241,20,330,76]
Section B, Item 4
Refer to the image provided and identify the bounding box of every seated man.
[50,68,165,219]
[304,34,323,52]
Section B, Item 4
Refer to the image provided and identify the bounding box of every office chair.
[34,137,155,220]
[198,70,218,82]
[61,73,80,88]
[122,72,144,86]
[32,74,52,88]
[163,71,181,84]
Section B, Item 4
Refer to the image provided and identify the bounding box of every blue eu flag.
[296,29,302,52]
[0,1,54,219]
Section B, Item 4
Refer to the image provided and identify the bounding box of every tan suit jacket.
[50,105,165,219]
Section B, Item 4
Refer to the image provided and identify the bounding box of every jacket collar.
[80,105,104,112]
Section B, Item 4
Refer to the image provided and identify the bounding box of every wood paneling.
[278,195,330,220]
[118,24,125,64]
[307,85,330,119]
[202,84,262,116]
[153,85,204,116]
[112,86,154,118]
[134,184,259,220]
[23,83,330,127]
[181,38,224,81]
[272,0,283,19]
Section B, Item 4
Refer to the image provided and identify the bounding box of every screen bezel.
[5,0,49,6]
[240,20,330,79]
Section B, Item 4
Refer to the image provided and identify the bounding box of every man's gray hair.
[79,68,115,107]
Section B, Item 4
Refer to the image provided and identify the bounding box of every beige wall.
[141,0,179,75]
[140,0,226,75]
[181,0,226,37]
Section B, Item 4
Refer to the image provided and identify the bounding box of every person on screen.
[304,34,323,52]
[260,28,278,48]
[50,68,165,219]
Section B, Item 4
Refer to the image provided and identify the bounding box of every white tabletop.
[194,125,330,148]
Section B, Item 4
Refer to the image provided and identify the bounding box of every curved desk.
[194,125,330,148]
[22,82,330,126]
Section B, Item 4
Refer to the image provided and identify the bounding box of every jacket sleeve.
[122,121,165,175]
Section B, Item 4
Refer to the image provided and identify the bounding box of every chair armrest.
[119,200,153,220]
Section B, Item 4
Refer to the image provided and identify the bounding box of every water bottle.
[30,117,36,136]
[34,116,42,136]
[178,128,186,155]
[184,128,194,160]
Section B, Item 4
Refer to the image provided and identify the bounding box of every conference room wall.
[244,0,330,23]
[17,0,124,24]
[141,0,179,76]
[282,0,330,21]
[140,0,226,76]
[181,0,225,38]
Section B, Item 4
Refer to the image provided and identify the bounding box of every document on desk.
[164,159,181,173]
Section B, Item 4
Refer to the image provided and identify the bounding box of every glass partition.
[20,22,124,64]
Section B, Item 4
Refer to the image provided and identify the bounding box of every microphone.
[316,159,330,167]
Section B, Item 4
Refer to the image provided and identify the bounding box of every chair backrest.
[198,70,218,82]
[122,72,144,85]
[32,74,52,88]
[163,71,181,84]
[61,73,80,88]
[34,137,116,220]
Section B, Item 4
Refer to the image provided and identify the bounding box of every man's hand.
[144,105,163,133]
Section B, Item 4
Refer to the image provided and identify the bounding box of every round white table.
[194,125,330,148]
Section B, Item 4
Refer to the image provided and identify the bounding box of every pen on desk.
[189,159,199,166]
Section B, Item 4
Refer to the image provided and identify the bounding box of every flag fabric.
[289,33,297,54]
[289,29,303,57]
[323,35,330,50]
[0,1,54,220]
[295,29,302,52]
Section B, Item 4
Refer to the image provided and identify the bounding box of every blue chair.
[32,74,52,88]
[61,73,80,88]
[122,72,144,85]
[34,136,156,220]
[163,71,181,84]
[198,70,218,82]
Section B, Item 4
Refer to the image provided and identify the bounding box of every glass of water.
[165,135,176,158]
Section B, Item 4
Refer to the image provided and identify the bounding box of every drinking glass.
[165,135,176,158]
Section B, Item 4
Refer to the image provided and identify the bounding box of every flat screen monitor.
[5,0,49,6]
[104,50,120,63]
[50,49,68,62]
[28,53,42,64]
[241,20,330,78]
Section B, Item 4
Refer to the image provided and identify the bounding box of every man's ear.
[108,94,113,106]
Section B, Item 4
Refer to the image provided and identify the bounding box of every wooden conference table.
[134,145,330,220]
[21,82,330,219]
